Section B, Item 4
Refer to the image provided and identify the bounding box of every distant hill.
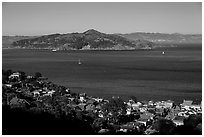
[117,32,202,45]
[10,29,155,50]
[4,30,201,50]
[2,36,38,48]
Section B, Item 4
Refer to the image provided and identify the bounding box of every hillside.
[117,32,202,44]
[11,29,154,50]
[2,36,38,48]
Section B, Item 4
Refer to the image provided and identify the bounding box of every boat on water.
[52,49,57,52]
[162,51,165,55]
[78,59,82,65]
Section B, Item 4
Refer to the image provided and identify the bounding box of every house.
[172,116,185,126]
[4,84,13,88]
[77,103,86,111]
[85,103,95,111]
[95,104,102,110]
[189,104,202,111]
[148,100,154,106]
[27,75,34,79]
[98,111,104,118]
[79,96,86,103]
[139,107,147,113]
[45,90,55,96]
[172,105,181,116]
[131,103,141,110]
[37,77,48,82]
[32,90,40,97]
[155,108,164,116]
[9,72,21,79]
[140,112,154,120]
[126,107,132,115]
[155,101,165,108]
[98,129,111,134]
[9,96,30,108]
[120,122,141,133]
[86,99,96,104]
[79,93,86,97]
[165,113,175,120]
[93,97,104,102]
[180,100,193,110]
[74,106,83,111]
[65,88,70,93]
[137,118,149,126]
[177,112,188,117]
[163,100,174,108]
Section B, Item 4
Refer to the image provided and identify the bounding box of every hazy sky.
[2,2,202,35]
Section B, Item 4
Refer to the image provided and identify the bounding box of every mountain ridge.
[117,32,202,44]
[10,29,155,50]
[3,29,202,50]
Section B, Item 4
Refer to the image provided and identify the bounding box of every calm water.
[2,46,202,103]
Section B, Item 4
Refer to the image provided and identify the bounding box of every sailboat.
[78,59,82,65]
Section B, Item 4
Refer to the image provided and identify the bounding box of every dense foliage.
[12,29,154,50]
[2,69,202,135]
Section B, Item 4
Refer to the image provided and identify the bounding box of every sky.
[2,2,202,36]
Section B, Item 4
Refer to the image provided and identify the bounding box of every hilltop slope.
[2,36,37,48]
[11,29,154,50]
[117,32,202,44]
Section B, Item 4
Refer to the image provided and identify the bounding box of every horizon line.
[2,29,202,36]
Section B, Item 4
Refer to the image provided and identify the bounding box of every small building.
[139,107,147,113]
[4,84,13,88]
[85,103,96,111]
[32,90,40,97]
[181,100,193,106]
[148,100,154,106]
[172,116,185,126]
[189,104,202,111]
[155,101,165,108]
[93,97,104,102]
[132,103,141,110]
[140,112,154,120]
[163,100,174,108]
[120,122,141,133]
[177,112,188,117]
[9,72,21,79]
[98,111,104,118]
[126,107,132,115]
[137,118,149,127]
[77,103,86,111]
[37,77,48,81]
[27,75,34,79]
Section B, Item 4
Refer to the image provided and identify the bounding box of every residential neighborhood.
[2,69,202,135]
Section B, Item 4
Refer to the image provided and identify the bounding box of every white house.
[172,116,185,126]
[9,72,21,79]
[163,100,174,108]
[79,96,86,103]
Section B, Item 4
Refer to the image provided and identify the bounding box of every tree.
[102,97,126,118]
[129,96,137,103]
[5,69,13,76]
[2,75,8,84]
[92,118,108,132]
[184,114,202,128]
[18,71,26,80]
[152,118,176,135]
[34,72,42,78]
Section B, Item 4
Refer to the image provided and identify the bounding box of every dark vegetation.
[12,29,154,50]
[2,36,38,48]
[2,69,202,135]
[119,32,202,44]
